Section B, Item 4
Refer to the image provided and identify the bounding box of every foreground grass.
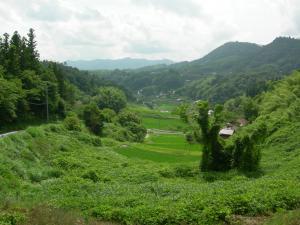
[0,122,299,225]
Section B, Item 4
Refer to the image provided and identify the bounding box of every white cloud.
[0,0,299,62]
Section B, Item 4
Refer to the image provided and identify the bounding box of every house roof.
[219,128,235,136]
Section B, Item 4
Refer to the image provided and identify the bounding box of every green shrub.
[63,114,82,131]
[83,103,104,135]
[101,108,117,123]
[0,212,25,225]
[26,127,44,138]
[118,111,141,126]
[174,165,195,177]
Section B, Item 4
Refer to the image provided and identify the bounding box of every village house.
[219,123,235,138]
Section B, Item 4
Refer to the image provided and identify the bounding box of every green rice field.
[115,134,201,163]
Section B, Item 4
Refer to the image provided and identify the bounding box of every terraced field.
[115,133,201,163]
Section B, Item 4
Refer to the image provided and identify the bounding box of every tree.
[83,103,104,135]
[95,86,127,113]
[100,108,116,123]
[26,28,39,71]
[196,101,231,171]
[118,111,141,126]
[0,73,23,123]
[241,96,258,121]
[118,110,147,142]
[0,33,10,70]
[175,103,189,122]
[6,31,23,76]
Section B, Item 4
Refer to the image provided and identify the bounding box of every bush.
[117,111,146,142]
[63,114,82,131]
[101,108,117,123]
[118,111,141,126]
[126,122,147,142]
[95,87,127,113]
[0,212,25,225]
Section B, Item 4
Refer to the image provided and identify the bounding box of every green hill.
[96,37,300,103]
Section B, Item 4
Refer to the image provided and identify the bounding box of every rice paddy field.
[115,134,201,163]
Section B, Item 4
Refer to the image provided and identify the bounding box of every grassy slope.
[0,120,299,224]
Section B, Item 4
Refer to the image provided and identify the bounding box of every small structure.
[219,123,235,138]
[219,127,235,138]
[208,109,214,116]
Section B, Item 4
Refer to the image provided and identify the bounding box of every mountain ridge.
[66,57,173,70]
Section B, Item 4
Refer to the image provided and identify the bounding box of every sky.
[1,0,299,62]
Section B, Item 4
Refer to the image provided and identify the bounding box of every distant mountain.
[66,58,173,70]
[94,37,300,103]
[174,37,300,77]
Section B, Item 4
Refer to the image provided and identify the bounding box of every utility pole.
[45,82,49,122]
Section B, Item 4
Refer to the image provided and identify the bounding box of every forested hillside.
[0,30,131,131]
[95,37,300,103]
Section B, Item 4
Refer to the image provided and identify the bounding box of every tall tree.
[0,33,10,73]
[7,31,22,76]
[26,28,39,71]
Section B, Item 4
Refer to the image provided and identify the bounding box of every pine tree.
[0,33,10,71]
[26,28,40,71]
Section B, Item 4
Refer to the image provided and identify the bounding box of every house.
[219,127,235,138]
[219,123,235,138]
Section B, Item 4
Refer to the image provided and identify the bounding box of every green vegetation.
[264,209,300,225]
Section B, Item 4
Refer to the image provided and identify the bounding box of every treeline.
[0,29,69,125]
[0,29,146,142]
[0,29,134,131]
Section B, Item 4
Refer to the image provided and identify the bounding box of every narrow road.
[0,131,18,138]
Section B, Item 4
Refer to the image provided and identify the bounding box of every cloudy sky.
[1,0,299,62]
